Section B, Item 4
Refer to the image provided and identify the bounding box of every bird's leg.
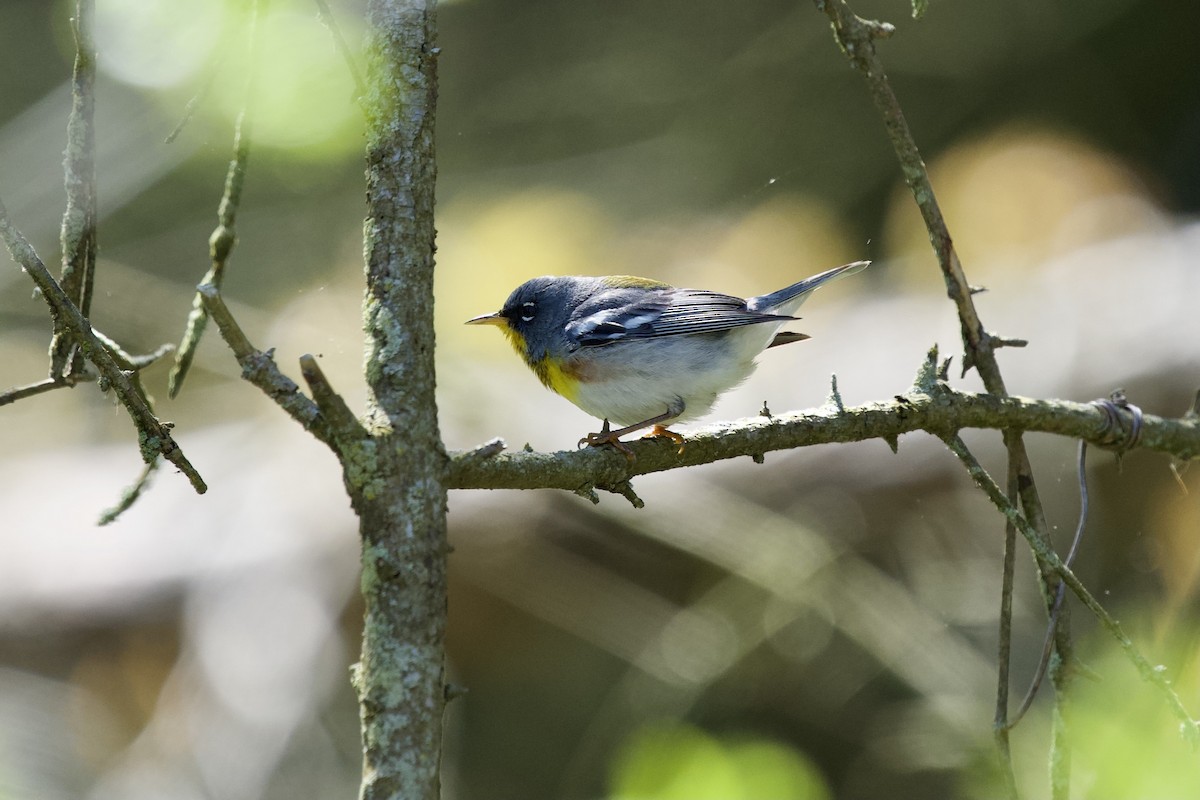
[579,399,686,458]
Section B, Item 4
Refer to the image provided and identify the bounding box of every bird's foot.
[645,424,686,454]
[579,419,637,462]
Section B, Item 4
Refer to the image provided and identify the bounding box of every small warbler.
[467,260,869,453]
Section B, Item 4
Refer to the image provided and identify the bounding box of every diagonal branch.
[942,434,1200,746]
[813,2,996,376]
[812,3,1067,785]
[196,284,336,449]
[0,198,206,493]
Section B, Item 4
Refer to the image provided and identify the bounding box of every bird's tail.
[747,260,870,315]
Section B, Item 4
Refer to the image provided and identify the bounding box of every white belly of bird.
[566,327,777,427]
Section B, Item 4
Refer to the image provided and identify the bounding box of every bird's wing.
[568,289,794,347]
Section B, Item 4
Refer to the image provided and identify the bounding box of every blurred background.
[2,0,1199,798]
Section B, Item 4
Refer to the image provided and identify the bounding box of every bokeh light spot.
[93,0,224,88]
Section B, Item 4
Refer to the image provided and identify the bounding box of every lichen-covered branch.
[0,197,206,494]
[196,284,334,448]
[51,0,98,377]
[446,377,1200,496]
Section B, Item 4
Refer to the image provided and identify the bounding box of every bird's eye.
[520,301,536,322]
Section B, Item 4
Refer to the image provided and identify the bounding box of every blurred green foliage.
[610,721,831,800]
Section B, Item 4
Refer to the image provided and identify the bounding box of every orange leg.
[645,424,686,454]
[579,403,686,459]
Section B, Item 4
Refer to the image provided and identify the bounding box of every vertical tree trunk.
[353,2,446,798]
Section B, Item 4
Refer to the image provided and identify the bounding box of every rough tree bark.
[350,2,447,798]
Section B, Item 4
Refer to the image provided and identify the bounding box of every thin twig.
[98,459,160,526]
[993,456,1020,799]
[196,284,334,447]
[1005,440,1092,730]
[812,2,990,378]
[50,0,98,377]
[942,434,1200,746]
[0,198,206,493]
[165,72,216,144]
[93,329,175,370]
[169,0,263,398]
[999,395,1145,734]
[314,0,368,104]
[812,2,1066,788]
[0,375,89,406]
[297,354,362,444]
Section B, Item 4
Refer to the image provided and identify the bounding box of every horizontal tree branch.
[446,364,1199,498]
[0,375,88,406]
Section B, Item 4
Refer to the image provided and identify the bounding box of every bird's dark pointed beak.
[466,312,506,327]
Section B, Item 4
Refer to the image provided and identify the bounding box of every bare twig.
[812,2,990,378]
[196,284,333,447]
[812,2,1067,788]
[1005,439,1093,731]
[0,198,206,493]
[1006,394,1144,730]
[314,0,368,103]
[165,72,216,144]
[1170,392,1200,492]
[0,374,90,406]
[169,0,263,398]
[50,0,98,377]
[98,459,160,526]
[993,457,1020,800]
[94,329,175,370]
[297,355,362,444]
[168,104,252,398]
[942,434,1200,747]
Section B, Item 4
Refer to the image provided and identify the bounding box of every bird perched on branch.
[468,260,869,455]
